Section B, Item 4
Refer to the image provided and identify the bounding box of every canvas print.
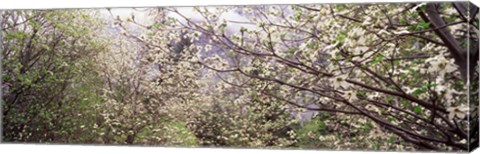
[1,2,479,152]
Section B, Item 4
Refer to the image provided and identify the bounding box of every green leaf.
[386,96,394,103]
[336,33,345,43]
[5,31,28,40]
[412,88,427,96]
[414,106,423,114]
[399,18,406,24]
[414,22,430,31]
[371,55,384,64]
[387,116,395,122]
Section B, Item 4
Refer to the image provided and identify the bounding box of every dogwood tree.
[93,10,205,145]
[2,3,478,151]
[112,8,304,148]
[169,2,478,151]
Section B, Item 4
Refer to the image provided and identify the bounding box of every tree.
[1,3,478,151]
[114,8,303,148]
[170,2,478,151]
[1,10,108,143]
[93,10,202,145]
[186,80,299,147]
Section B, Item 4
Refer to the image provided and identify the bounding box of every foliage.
[1,10,108,143]
[170,2,478,151]
[1,2,478,152]
[187,88,298,147]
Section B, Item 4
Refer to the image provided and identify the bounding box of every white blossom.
[447,105,469,120]
[331,74,350,89]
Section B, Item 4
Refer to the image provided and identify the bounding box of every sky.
[100,6,257,34]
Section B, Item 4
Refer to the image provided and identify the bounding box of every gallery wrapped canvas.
[0,1,479,152]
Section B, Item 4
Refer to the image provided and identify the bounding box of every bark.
[424,3,469,81]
